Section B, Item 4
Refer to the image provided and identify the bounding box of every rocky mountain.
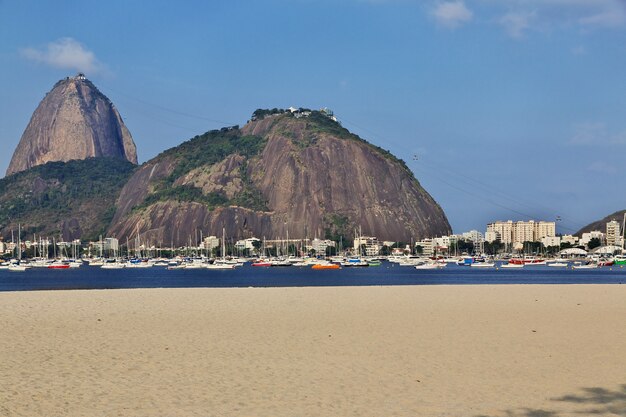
[108,109,451,246]
[6,74,137,176]
[576,210,626,236]
[0,158,136,242]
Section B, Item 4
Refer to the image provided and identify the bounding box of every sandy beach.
[1,285,625,417]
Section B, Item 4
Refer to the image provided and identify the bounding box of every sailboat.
[9,224,29,271]
[613,213,626,266]
[206,228,236,269]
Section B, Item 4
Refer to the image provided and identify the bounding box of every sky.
[1,0,625,235]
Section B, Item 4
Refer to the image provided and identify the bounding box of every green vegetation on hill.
[138,129,269,212]
[0,158,135,240]
[138,111,420,214]
[162,129,265,182]
[304,111,417,179]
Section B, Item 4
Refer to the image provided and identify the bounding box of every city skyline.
[1,1,625,234]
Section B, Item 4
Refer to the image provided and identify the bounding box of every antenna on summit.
[75,73,86,81]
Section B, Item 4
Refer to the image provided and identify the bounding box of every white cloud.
[20,38,104,75]
[569,122,606,145]
[587,161,618,174]
[569,122,626,146]
[432,1,474,28]
[579,9,626,28]
[454,0,626,38]
[499,0,625,28]
[499,11,535,38]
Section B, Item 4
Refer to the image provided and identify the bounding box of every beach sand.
[1,285,625,417]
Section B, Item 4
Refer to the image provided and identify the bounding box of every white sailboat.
[206,228,236,269]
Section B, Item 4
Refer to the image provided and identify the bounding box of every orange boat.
[311,263,340,270]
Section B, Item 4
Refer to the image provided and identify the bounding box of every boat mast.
[622,213,626,254]
[222,227,226,262]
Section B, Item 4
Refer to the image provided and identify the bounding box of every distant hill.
[6,74,137,176]
[108,110,451,246]
[0,158,136,242]
[576,210,626,236]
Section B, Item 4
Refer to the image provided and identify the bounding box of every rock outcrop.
[109,110,451,246]
[6,74,137,176]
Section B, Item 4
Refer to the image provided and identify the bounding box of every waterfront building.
[486,220,556,246]
[580,231,604,247]
[513,222,535,245]
[311,238,335,254]
[354,236,380,256]
[415,239,434,256]
[535,221,556,240]
[486,221,513,245]
[541,236,561,248]
[90,238,119,255]
[484,230,499,244]
[235,237,260,252]
[606,220,622,247]
[203,236,220,251]
[461,230,484,253]
[561,235,579,246]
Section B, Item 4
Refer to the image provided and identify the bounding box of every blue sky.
[1,0,625,234]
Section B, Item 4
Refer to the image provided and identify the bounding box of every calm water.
[1,262,625,292]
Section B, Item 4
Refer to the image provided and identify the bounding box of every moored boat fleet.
[2,253,624,272]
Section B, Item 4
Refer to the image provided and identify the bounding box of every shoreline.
[1,279,625,292]
[2,285,625,416]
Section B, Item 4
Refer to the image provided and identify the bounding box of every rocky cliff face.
[109,111,451,246]
[6,74,137,176]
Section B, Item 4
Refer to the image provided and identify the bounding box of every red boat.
[48,263,70,269]
[508,257,546,265]
[251,260,271,267]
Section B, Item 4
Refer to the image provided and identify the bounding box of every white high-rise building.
[486,220,556,246]
[486,221,513,245]
[484,230,499,243]
[513,222,535,244]
[606,220,622,247]
[535,221,556,240]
